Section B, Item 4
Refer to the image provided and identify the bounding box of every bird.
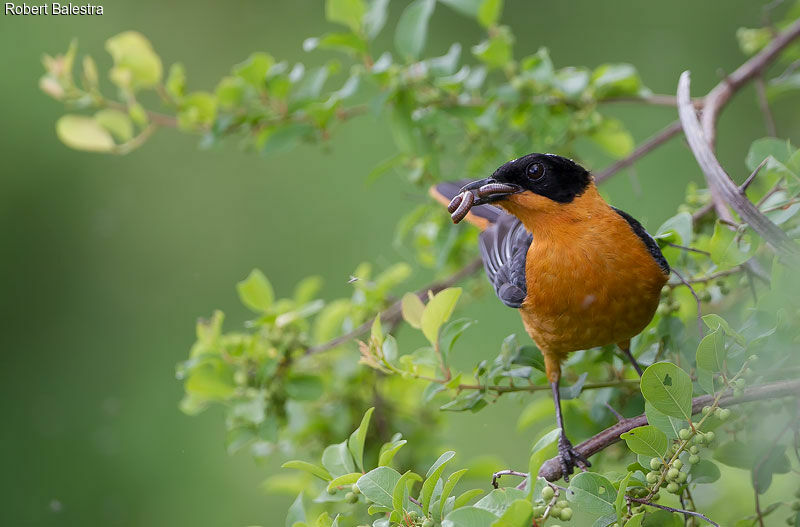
[430,153,670,480]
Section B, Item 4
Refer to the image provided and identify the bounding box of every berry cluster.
[534,484,573,524]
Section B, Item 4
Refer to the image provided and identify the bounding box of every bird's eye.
[527,162,545,180]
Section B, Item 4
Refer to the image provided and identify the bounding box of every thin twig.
[537,379,800,481]
[601,94,704,108]
[667,266,743,287]
[306,258,483,355]
[491,470,527,489]
[628,497,719,527]
[754,75,777,137]
[670,268,704,336]
[665,242,710,256]
[594,121,683,183]
[740,159,769,195]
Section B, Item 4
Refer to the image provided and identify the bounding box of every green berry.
[666,482,680,494]
[667,468,680,480]
[689,454,700,464]
[673,459,683,470]
[650,458,662,470]
[679,428,692,440]
[677,472,688,483]
[792,502,800,511]
[423,520,434,527]
[705,431,715,443]
[652,492,661,501]
[533,506,546,516]
[561,508,573,521]
[694,434,706,445]
[351,484,360,494]
[717,408,731,421]
[646,471,659,484]
[408,511,420,520]
[689,446,699,454]
[556,500,568,509]
[345,492,358,504]
[542,486,555,501]
[551,507,562,517]
[701,406,712,415]
[327,487,337,495]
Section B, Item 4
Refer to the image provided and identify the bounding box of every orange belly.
[518,207,667,361]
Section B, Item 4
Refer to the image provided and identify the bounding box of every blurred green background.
[2,1,798,525]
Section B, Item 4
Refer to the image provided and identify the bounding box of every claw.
[558,436,590,481]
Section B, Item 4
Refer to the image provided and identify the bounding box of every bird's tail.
[428,180,503,231]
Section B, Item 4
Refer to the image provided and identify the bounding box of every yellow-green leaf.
[56,115,115,153]
[237,269,274,312]
[401,293,425,328]
[421,288,462,345]
[105,31,163,90]
[94,109,133,142]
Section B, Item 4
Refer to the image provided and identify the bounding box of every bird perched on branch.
[431,153,670,479]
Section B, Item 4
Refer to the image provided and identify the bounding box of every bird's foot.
[558,436,590,481]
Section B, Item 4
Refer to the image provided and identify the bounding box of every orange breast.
[502,185,668,358]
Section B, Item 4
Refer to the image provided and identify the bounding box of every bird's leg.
[551,380,591,481]
[618,340,643,377]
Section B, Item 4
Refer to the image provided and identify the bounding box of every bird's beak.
[459,177,522,205]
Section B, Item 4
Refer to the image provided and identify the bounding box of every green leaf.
[440,318,475,358]
[615,472,634,525]
[178,91,217,131]
[440,468,469,518]
[394,0,436,60]
[233,52,274,87]
[477,0,503,27]
[421,287,462,345]
[471,27,513,69]
[620,425,668,459]
[454,489,484,508]
[237,269,275,312]
[325,0,367,32]
[566,472,617,517]
[326,472,362,492]
[591,63,643,99]
[527,428,560,496]
[94,109,133,143]
[286,493,306,527]
[392,470,419,513]
[654,212,693,246]
[105,31,163,90]
[640,362,693,421]
[702,313,746,346]
[401,293,425,329]
[438,0,482,18]
[474,488,526,516]
[357,466,403,509]
[286,374,324,400]
[440,391,486,412]
[625,512,645,527]
[56,115,115,153]
[490,499,532,527]
[442,506,498,527]
[421,451,456,514]
[185,363,235,399]
[695,329,726,373]
[364,0,389,38]
[322,441,356,479]
[589,118,634,159]
[165,62,186,99]
[378,437,407,467]
[282,460,333,482]
[689,459,720,484]
[644,402,685,439]
[708,221,757,269]
[347,407,374,473]
[745,137,794,171]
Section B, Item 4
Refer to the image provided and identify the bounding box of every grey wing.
[478,213,533,308]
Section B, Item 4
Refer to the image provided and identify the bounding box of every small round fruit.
[560,508,573,521]
[650,458,662,470]
[792,502,800,511]
[673,459,683,470]
[667,468,680,480]
[423,520,434,527]
[551,507,562,517]
[677,472,688,483]
[351,484,360,494]
[533,506,546,517]
[667,482,680,494]
[705,431,716,443]
[556,500,568,509]
[345,492,358,504]
[689,454,700,464]
[689,445,699,455]
[542,486,555,500]
[717,408,731,421]
[701,406,712,415]
[646,472,659,484]
[679,428,692,440]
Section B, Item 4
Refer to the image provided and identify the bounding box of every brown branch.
[594,120,683,183]
[305,258,484,355]
[628,497,719,527]
[537,379,800,481]
[601,94,704,108]
[677,71,800,263]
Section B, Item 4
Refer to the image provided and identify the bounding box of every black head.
[461,153,592,205]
